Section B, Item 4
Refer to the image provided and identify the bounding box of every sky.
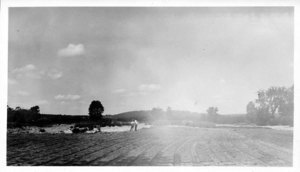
[7,7,294,115]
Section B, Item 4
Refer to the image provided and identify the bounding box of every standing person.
[134,120,138,131]
[130,120,135,131]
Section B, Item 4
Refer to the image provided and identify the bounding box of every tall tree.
[88,100,104,121]
[166,107,172,116]
[206,107,218,122]
[278,86,294,116]
[7,105,13,113]
[249,85,294,125]
[256,87,288,118]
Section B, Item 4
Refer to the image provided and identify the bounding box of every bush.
[8,108,41,124]
[278,116,293,126]
[74,121,100,130]
[7,122,24,128]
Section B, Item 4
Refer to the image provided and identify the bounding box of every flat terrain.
[7,126,293,166]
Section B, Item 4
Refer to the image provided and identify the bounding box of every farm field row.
[7,126,293,166]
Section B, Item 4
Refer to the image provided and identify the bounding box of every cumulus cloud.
[58,44,85,57]
[138,84,161,92]
[11,64,42,79]
[11,65,63,80]
[47,69,63,79]
[54,94,81,100]
[12,64,36,73]
[17,90,30,96]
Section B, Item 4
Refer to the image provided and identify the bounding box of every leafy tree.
[248,85,294,125]
[7,105,13,113]
[278,86,294,126]
[14,108,40,123]
[166,107,172,113]
[257,87,290,117]
[255,106,272,125]
[166,107,172,117]
[88,100,104,121]
[7,105,15,122]
[278,86,294,117]
[30,106,40,114]
[206,107,218,122]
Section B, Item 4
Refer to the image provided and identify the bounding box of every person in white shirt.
[134,120,138,131]
[130,120,135,131]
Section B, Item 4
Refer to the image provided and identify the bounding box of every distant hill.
[105,110,247,124]
[105,110,151,122]
[105,110,206,123]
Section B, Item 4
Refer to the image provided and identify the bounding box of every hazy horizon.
[8,7,293,115]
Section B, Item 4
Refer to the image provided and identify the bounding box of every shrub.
[74,122,100,130]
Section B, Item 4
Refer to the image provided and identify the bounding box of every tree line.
[7,105,41,125]
[204,85,294,126]
[7,85,294,127]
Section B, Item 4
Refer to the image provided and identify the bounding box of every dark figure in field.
[130,120,135,131]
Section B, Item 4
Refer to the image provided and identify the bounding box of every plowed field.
[7,126,293,166]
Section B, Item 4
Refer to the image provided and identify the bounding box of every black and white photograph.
[1,0,299,168]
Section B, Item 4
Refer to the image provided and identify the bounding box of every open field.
[7,126,293,166]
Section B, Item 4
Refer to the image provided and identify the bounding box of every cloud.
[47,69,63,79]
[54,94,81,100]
[112,88,126,94]
[11,64,42,79]
[60,101,67,104]
[11,65,63,80]
[138,84,161,92]
[12,64,36,73]
[58,44,85,57]
[17,90,30,96]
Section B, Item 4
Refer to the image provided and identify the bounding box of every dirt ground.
[7,123,152,134]
[7,126,293,166]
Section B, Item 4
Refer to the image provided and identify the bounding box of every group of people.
[130,120,138,131]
